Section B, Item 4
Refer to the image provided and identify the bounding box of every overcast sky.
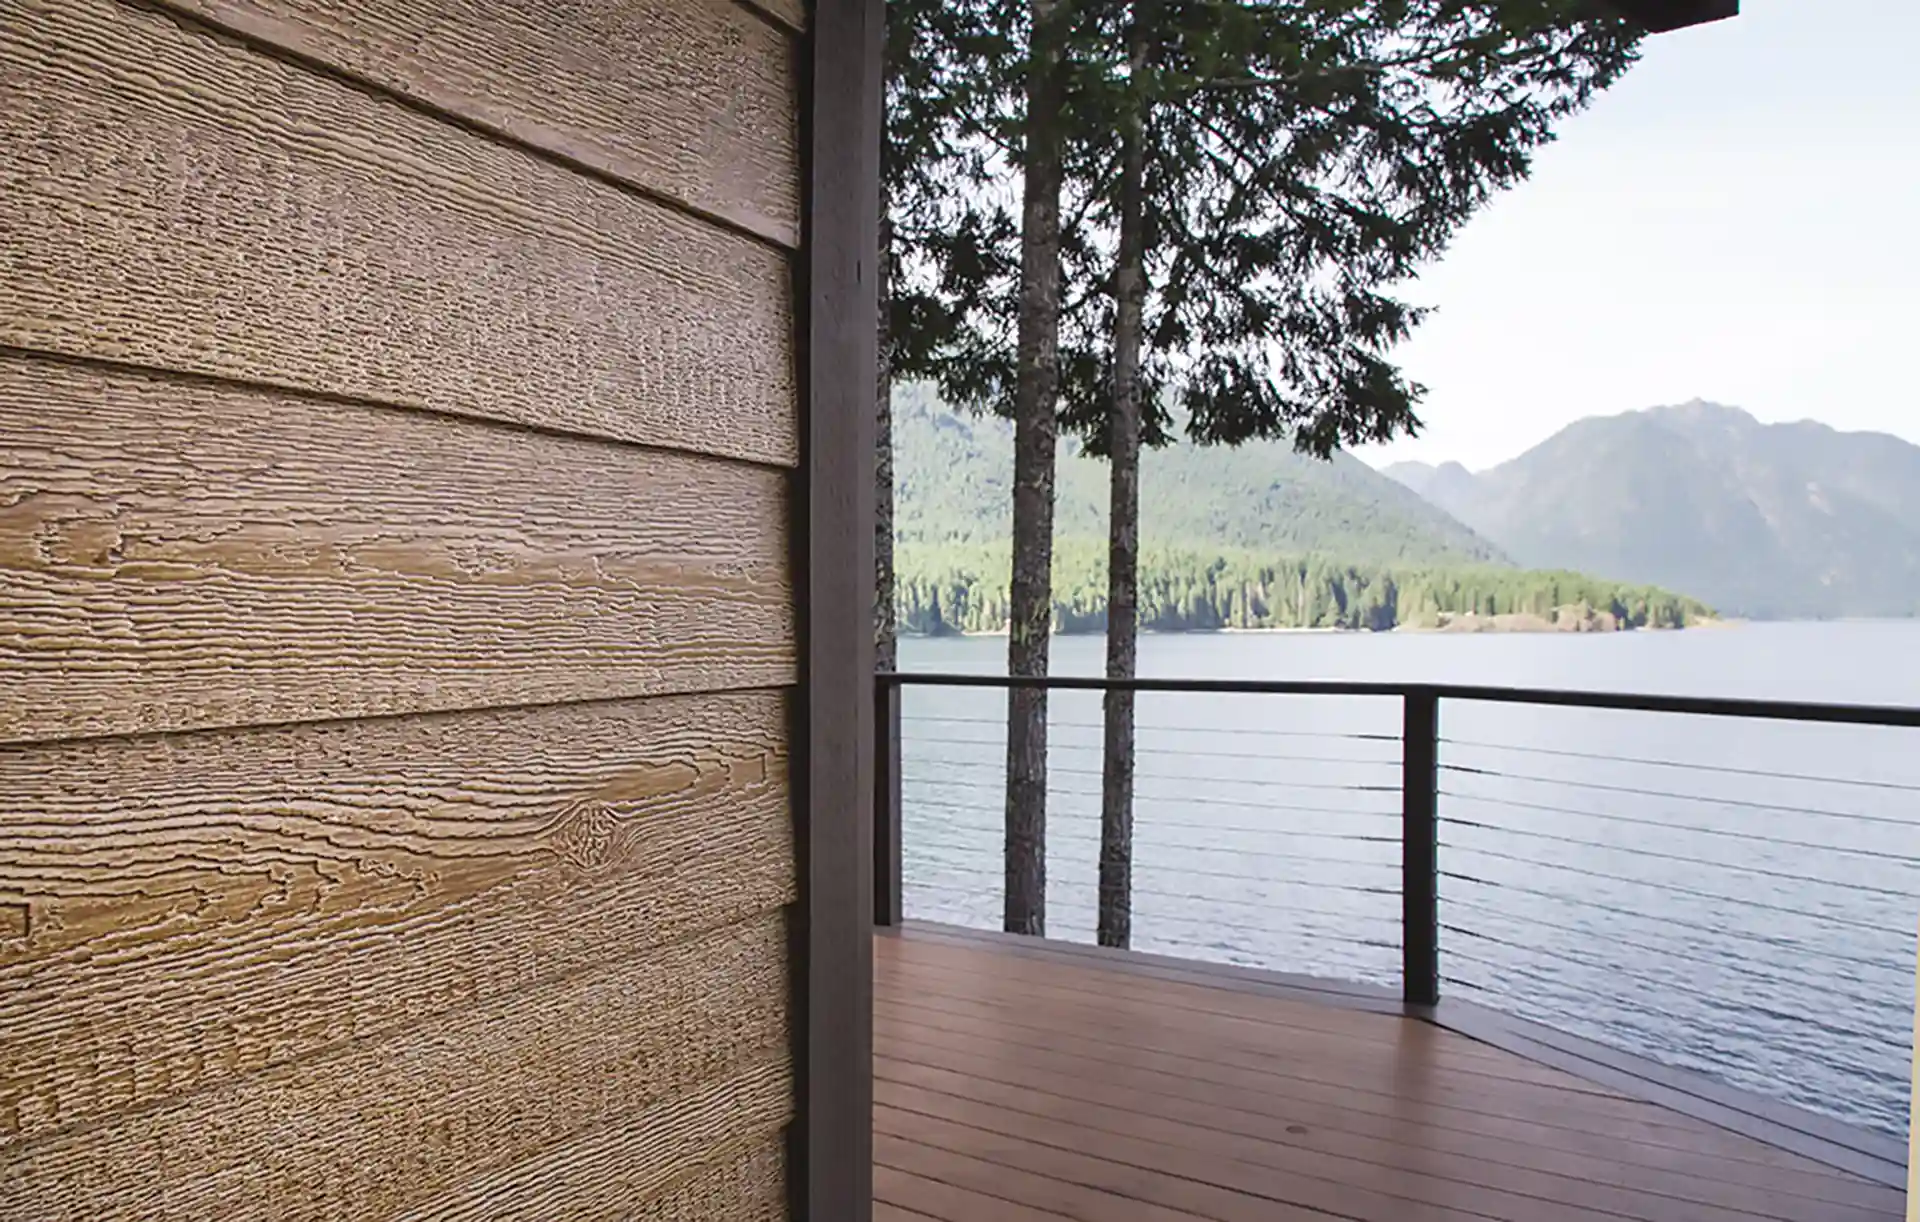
[1351,0,1920,473]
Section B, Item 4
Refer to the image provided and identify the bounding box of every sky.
[1351,0,1920,473]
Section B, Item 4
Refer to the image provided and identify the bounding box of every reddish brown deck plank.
[874,926,1905,1222]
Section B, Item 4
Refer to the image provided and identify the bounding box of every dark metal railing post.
[1401,689,1440,1008]
[873,674,903,927]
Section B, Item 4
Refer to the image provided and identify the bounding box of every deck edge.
[891,922,1908,1191]
[896,920,1404,1012]
[1422,997,1908,1190]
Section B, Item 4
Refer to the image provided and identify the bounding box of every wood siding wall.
[0,0,804,1217]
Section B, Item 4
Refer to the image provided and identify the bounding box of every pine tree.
[885,0,1649,942]
[1071,0,1645,944]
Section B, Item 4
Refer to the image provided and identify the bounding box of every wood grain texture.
[0,0,797,464]
[0,912,790,1222]
[0,357,793,744]
[0,690,794,1147]
[621,1132,789,1222]
[394,1057,793,1222]
[153,0,801,245]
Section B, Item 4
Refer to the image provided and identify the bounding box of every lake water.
[896,620,1920,1139]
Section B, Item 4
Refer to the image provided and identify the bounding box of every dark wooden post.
[794,0,882,1216]
[1401,689,1440,1008]
[874,674,902,927]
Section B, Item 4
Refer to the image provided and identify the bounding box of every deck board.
[876,926,1905,1222]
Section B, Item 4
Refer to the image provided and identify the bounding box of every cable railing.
[1434,706,1920,1137]
[878,685,1409,986]
[871,671,1920,1145]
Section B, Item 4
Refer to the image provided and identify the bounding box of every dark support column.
[1401,690,1441,1009]
[793,0,881,1217]
[874,674,902,927]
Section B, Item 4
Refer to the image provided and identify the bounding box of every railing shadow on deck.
[871,670,1920,1191]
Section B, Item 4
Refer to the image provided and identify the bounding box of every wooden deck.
[874,924,1907,1222]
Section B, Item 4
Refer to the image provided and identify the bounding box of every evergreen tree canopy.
[894,539,1714,635]
[886,0,1644,457]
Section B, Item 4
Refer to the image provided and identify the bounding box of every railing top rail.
[880,670,1920,729]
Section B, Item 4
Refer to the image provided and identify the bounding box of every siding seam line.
[0,674,800,753]
[116,0,802,253]
[0,344,801,477]
[0,903,799,1164]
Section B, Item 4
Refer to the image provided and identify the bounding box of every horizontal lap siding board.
[610,1133,791,1222]
[395,1060,795,1222]
[0,356,793,743]
[146,0,801,245]
[3,912,791,1222]
[0,0,797,466]
[0,689,793,1149]
[0,0,810,1215]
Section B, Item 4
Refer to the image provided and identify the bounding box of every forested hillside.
[899,539,1710,634]
[893,384,1505,565]
[893,388,1712,634]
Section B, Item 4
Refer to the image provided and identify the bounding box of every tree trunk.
[1099,6,1149,950]
[1005,0,1069,938]
[875,209,897,675]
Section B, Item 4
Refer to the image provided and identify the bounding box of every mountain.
[889,385,1713,635]
[1380,460,1480,509]
[894,382,1506,566]
[1385,401,1920,619]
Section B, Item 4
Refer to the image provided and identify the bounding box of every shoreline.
[901,617,1727,640]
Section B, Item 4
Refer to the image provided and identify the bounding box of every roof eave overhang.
[1602,0,1739,34]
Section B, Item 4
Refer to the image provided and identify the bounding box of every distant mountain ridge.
[890,386,1713,635]
[1380,459,1478,508]
[895,382,1506,566]
[1382,402,1920,620]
